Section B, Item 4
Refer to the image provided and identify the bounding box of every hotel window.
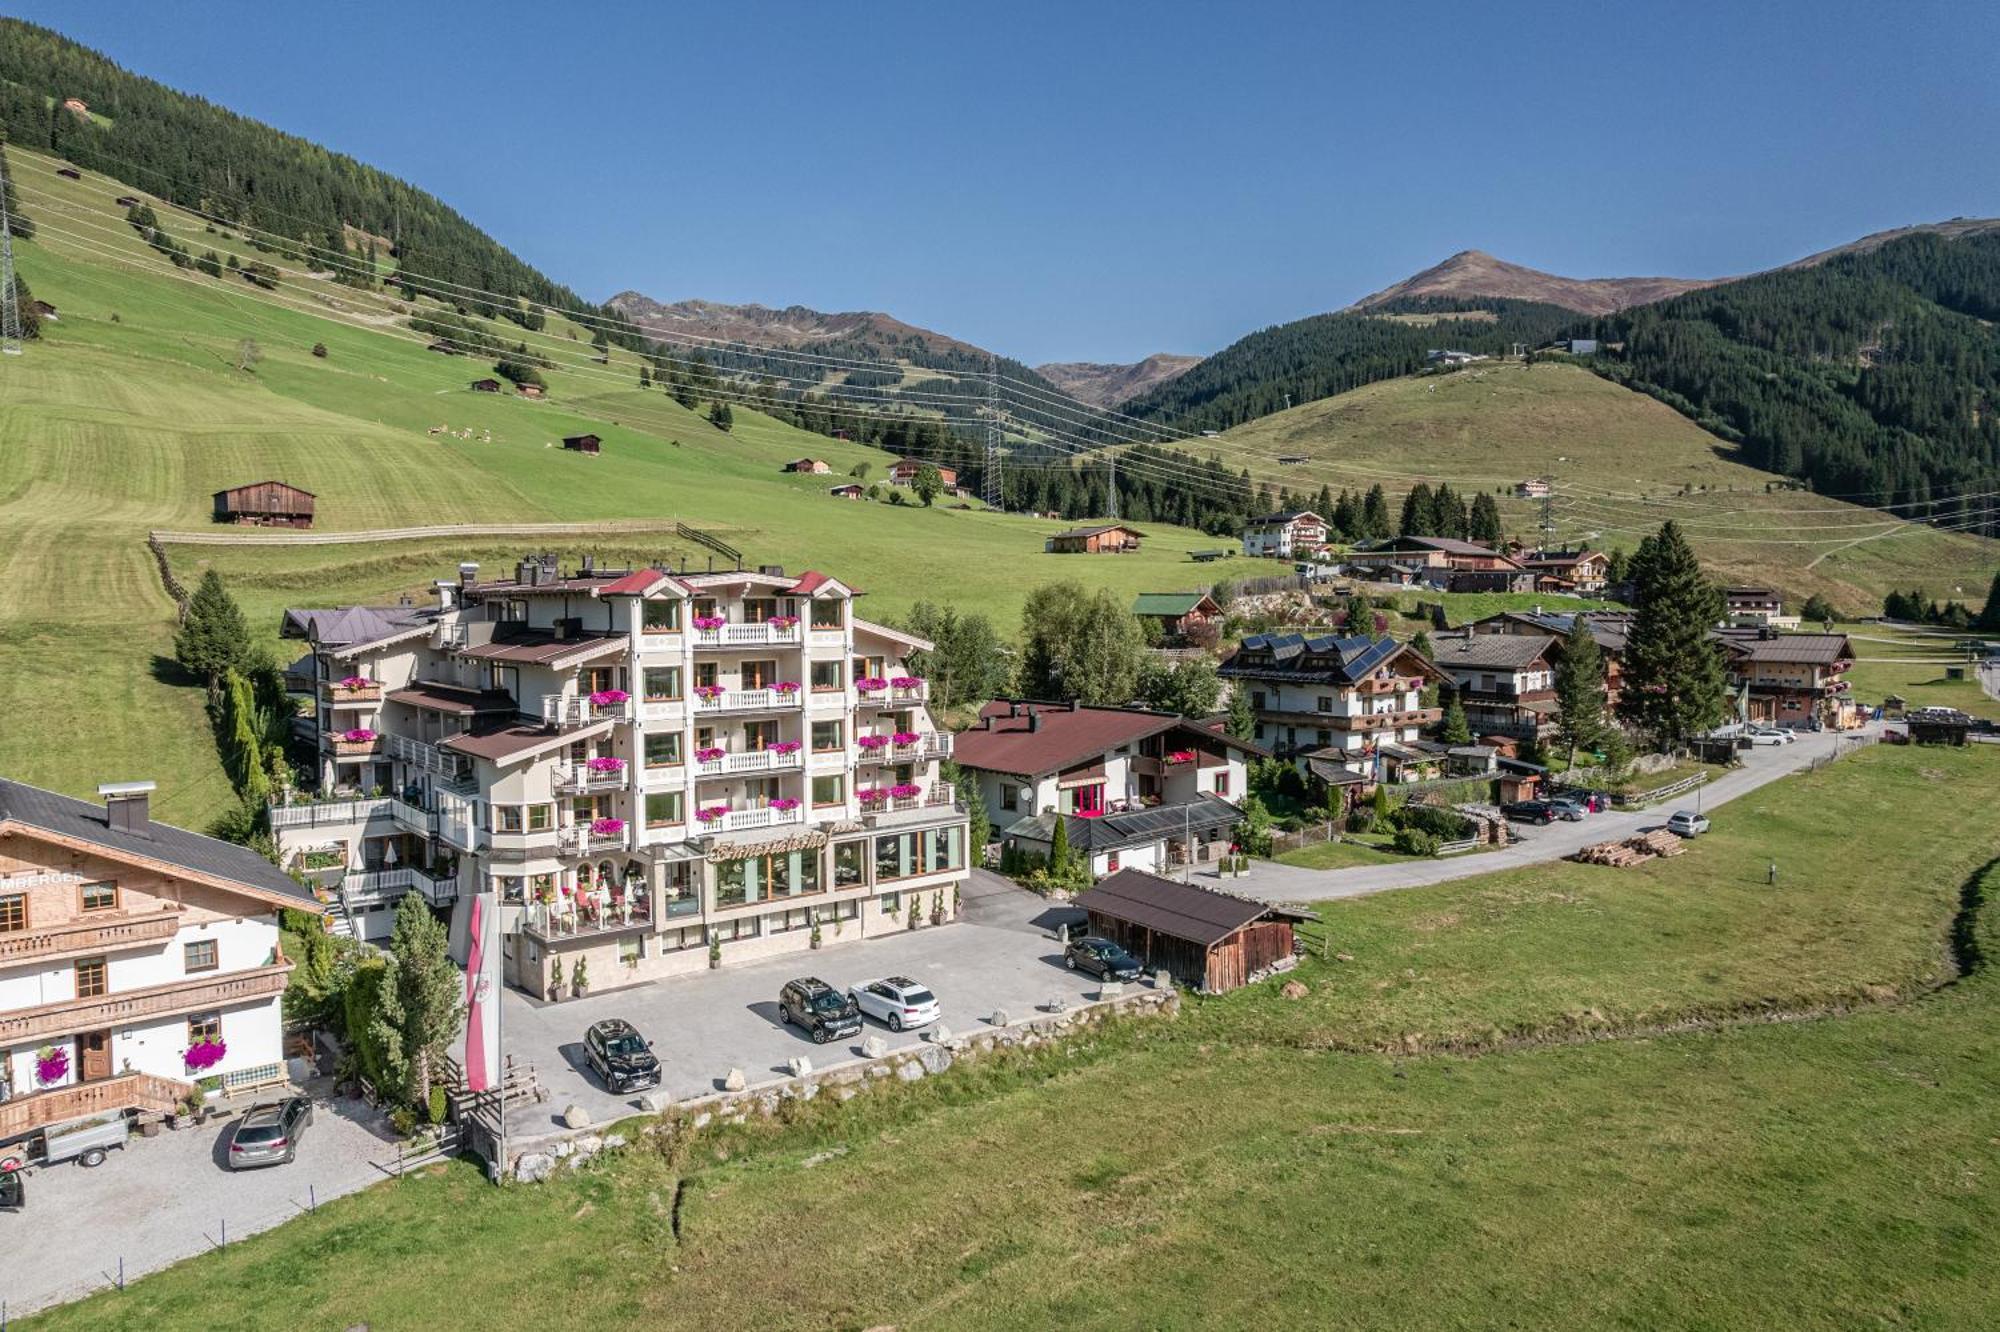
[662,925,705,953]
[528,803,553,832]
[498,875,526,905]
[812,719,844,751]
[75,956,108,998]
[1316,695,1334,713]
[833,841,866,888]
[80,881,118,913]
[852,655,885,682]
[923,826,962,874]
[741,659,777,690]
[715,858,753,908]
[645,733,683,767]
[184,939,219,973]
[810,660,844,692]
[644,667,682,701]
[709,914,761,944]
[645,792,684,828]
[810,598,843,630]
[618,936,645,966]
[642,599,681,632]
[495,805,524,834]
[879,891,900,914]
[743,597,779,624]
[692,597,719,623]
[694,662,719,689]
[1000,785,1018,812]
[0,893,25,933]
[812,774,845,807]
[188,1011,222,1046]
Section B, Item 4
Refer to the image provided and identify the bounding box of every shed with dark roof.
[1072,868,1310,992]
[214,480,316,529]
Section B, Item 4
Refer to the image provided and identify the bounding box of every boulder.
[1045,995,1070,1014]
[788,1055,813,1078]
[861,1034,889,1059]
[895,1060,926,1082]
[551,1140,574,1159]
[916,1043,953,1076]
[800,1080,821,1101]
[1281,980,1310,1000]
[925,1023,952,1045]
[723,1067,747,1093]
[1151,969,1175,991]
[514,1152,554,1183]
[1097,982,1123,1001]
[561,1103,593,1130]
[865,1063,892,1079]
[691,1111,713,1130]
[639,1091,673,1114]
[987,1008,1012,1027]
[573,1133,604,1157]
[603,1133,628,1150]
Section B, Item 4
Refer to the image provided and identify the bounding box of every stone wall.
[506,983,1180,1182]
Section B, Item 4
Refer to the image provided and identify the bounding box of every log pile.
[1571,829,1687,868]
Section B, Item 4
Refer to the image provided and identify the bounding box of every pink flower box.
[890,676,922,690]
[856,735,890,750]
[1166,749,1196,765]
[891,732,920,746]
[887,783,921,799]
[35,1044,70,1086]
[769,615,800,628]
[692,615,727,631]
[855,677,888,693]
[183,1038,228,1073]
[696,804,729,823]
[588,689,630,707]
[340,728,378,744]
[857,787,888,805]
[770,797,801,812]
[695,746,726,762]
[589,817,626,837]
[585,756,626,774]
[770,740,802,755]
[772,681,801,693]
[694,684,726,700]
[338,675,375,690]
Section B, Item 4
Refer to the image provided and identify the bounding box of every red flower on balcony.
[35,1044,70,1086]
[891,731,920,746]
[856,735,890,750]
[695,746,726,762]
[585,756,626,774]
[887,782,921,799]
[770,740,802,755]
[589,817,626,838]
[588,689,630,707]
[696,804,729,823]
[855,677,888,692]
[769,615,800,628]
[340,728,378,744]
[338,675,375,690]
[770,797,801,812]
[890,676,922,690]
[694,684,726,700]
[1165,749,1196,765]
[772,680,802,693]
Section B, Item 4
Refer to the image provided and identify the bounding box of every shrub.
[1393,827,1438,857]
[388,1107,418,1138]
[427,1086,447,1126]
[1394,804,1475,841]
[1345,808,1376,836]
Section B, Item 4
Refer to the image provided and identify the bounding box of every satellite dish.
[1017,787,1034,806]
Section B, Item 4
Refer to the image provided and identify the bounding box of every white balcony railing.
[856,680,929,706]
[554,763,630,795]
[857,733,953,764]
[558,823,632,856]
[693,687,804,715]
[697,804,807,836]
[542,695,632,727]
[696,747,806,778]
[342,867,456,909]
[386,732,472,782]
[268,797,393,830]
[693,621,802,649]
[390,798,436,836]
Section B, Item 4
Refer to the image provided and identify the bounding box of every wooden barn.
[784,457,830,474]
[517,382,545,399]
[55,166,81,180]
[1045,523,1147,555]
[1071,869,1309,993]
[470,377,502,392]
[561,434,602,455]
[213,480,316,529]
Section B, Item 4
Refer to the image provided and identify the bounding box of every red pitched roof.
[790,570,859,596]
[601,569,674,596]
[956,701,1261,778]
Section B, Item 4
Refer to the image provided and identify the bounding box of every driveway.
[3,1086,398,1317]
[1221,725,1879,905]
[498,870,1100,1137]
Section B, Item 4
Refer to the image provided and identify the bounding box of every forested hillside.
[1121,297,1578,430]
[1589,228,2000,530]
[0,18,630,338]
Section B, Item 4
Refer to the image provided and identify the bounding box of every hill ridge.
[1348,250,1714,316]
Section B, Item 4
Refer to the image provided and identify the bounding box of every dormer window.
[642,599,681,633]
[810,599,844,630]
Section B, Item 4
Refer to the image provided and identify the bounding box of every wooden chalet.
[115,194,142,208]
[784,457,831,474]
[561,434,602,455]
[1132,591,1221,642]
[55,166,81,180]
[1046,523,1146,555]
[470,378,502,393]
[1072,869,1310,993]
[828,483,867,500]
[213,480,316,529]
[517,382,546,399]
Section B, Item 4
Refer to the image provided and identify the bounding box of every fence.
[1612,771,1708,809]
[149,518,687,547]
[1807,730,1879,773]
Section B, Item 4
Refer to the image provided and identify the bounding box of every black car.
[1064,935,1143,982]
[0,1162,23,1212]
[584,1018,661,1093]
[778,977,863,1044]
[1502,799,1557,825]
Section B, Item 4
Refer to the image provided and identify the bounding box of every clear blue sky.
[12,1,1998,363]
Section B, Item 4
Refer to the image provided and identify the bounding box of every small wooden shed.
[784,457,830,474]
[1045,523,1147,555]
[1072,869,1309,993]
[470,378,502,393]
[562,434,602,455]
[213,480,316,528]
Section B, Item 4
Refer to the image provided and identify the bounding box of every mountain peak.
[1349,251,1713,316]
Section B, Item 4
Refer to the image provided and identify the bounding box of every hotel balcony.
[1334,707,1442,733]
[328,734,383,758]
[342,866,458,910]
[855,679,928,707]
[856,733,952,765]
[323,682,383,707]
[693,620,803,650]
[696,803,807,836]
[0,1070,193,1140]
[696,746,806,778]
[543,694,633,727]
[519,897,654,947]
[558,822,632,856]
[860,788,962,829]
[693,686,805,716]
[0,960,294,1046]
[554,762,631,796]
[0,907,184,968]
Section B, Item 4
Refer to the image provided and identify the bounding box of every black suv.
[584,1018,661,1092]
[1064,935,1143,982]
[778,977,862,1044]
[1502,799,1558,825]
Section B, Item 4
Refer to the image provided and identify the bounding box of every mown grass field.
[31,745,2000,1330]
[1835,620,2000,720]
[1208,360,1998,613]
[0,149,1269,825]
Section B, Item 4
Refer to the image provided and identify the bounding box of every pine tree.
[1331,488,1360,541]
[388,892,463,1111]
[1553,618,1608,768]
[1399,483,1434,537]
[1361,485,1391,540]
[1226,685,1256,741]
[1801,593,1838,626]
[174,571,255,691]
[1469,492,1504,545]
[708,401,733,431]
[1971,571,2000,634]
[1049,812,1072,876]
[1439,692,1472,744]
[1618,521,1728,748]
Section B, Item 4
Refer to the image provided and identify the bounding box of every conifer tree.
[1618,521,1728,748]
[1226,685,1256,742]
[1972,571,2000,634]
[174,571,255,691]
[389,892,463,1111]
[1553,619,1608,768]
[1361,485,1391,540]
[1439,692,1472,744]
[1469,492,1504,545]
[1399,483,1435,537]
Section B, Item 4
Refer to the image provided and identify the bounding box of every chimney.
[99,781,155,836]
[581,553,595,574]
[458,562,480,588]
[1008,701,1020,718]
[1027,708,1042,733]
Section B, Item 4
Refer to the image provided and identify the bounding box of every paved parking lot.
[3,1086,397,1317]
[498,870,1102,1136]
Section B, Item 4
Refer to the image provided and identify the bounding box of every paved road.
[497,870,1098,1137]
[3,1087,398,1317]
[1218,725,1880,906]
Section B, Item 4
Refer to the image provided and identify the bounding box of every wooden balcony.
[0,908,184,967]
[0,961,294,1046]
[0,1070,192,1139]
[1332,707,1441,733]
[324,683,383,705]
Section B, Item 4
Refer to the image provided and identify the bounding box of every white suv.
[848,976,941,1031]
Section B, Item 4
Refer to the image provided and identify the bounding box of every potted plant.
[809,916,824,950]
[571,957,589,998]
[548,956,564,1002]
[33,1044,69,1087]
[708,937,722,970]
[183,1037,228,1077]
[930,891,945,926]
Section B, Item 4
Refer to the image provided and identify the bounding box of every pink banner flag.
[463,894,496,1092]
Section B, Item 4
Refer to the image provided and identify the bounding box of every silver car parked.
[226,1096,313,1169]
